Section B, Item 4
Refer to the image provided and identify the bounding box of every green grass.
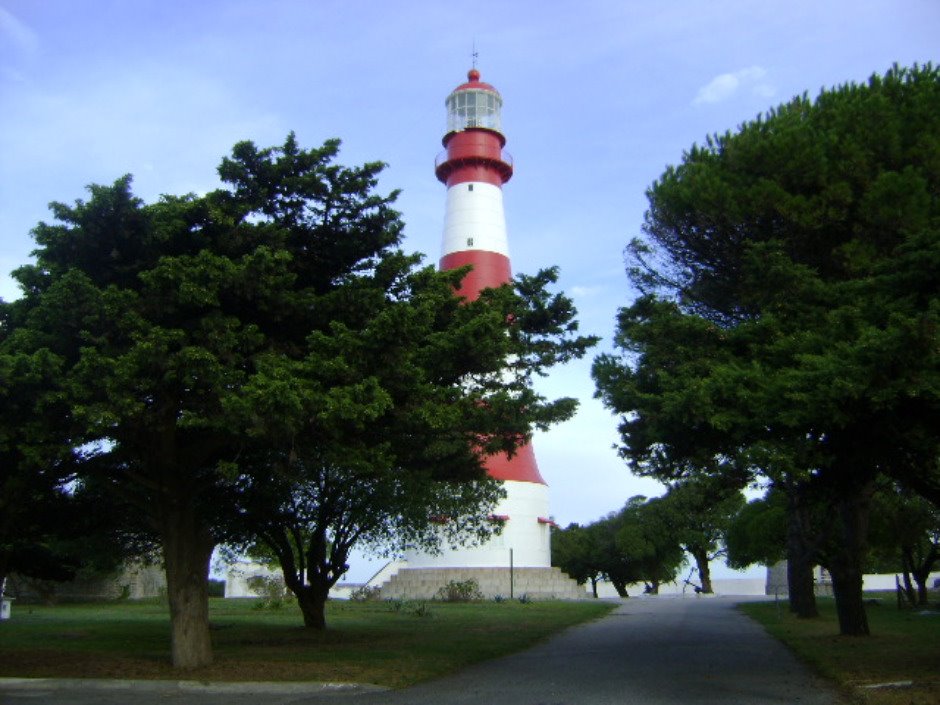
[740,594,940,705]
[0,597,614,687]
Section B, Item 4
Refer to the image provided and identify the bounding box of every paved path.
[0,596,845,705]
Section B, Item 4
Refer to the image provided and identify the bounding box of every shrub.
[435,579,483,602]
[246,574,292,609]
[350,585,382,602]
[407,601,433,618]
[384,598,432,617]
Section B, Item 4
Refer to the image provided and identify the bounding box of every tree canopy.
[552,496,686,597]
[593,64,940,635]
[653,477,744,593]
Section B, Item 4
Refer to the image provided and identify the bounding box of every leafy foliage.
[594,64,940,635]
[653,477,745,592]
[725,491,788,570]
[552,496,685,596]
[551,522,606,596]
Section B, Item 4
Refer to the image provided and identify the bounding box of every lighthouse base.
[379,566,586,601]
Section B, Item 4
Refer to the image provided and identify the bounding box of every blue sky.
[1,0,937,579]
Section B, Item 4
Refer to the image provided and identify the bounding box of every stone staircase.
[379,566,587,600]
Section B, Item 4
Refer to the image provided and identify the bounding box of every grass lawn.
[0,597,614,687]
[740,594,940,705]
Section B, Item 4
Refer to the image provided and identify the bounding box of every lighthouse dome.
[445,69,503,135]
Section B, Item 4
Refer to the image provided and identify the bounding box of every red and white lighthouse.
[403,68,554,572]
[382,68,584,599]
[436,68,549,491]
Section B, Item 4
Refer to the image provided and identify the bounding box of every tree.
[8,134,593,662]
[594,65,940,636]
[614,497,686,595]
[213,138,595,630]
[554,498,685,597]
[725,484,827,618]
[868,484,940,606]
[655,477,744,593]
[552,523,606,597]
[725,492,787,571]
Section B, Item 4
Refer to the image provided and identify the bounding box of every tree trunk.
[296,583,329,630]
[911,566,929,607]
[161,507,216,669]
[691,548,713,593]
[786,489,818,618]
[916,578,929,606]
[787,557,818,618]
[829,561,869,635]
[827,485,872,636]
[900,565,917,606]
[909,544,937,606]
[611,580,628,597]
[590,576,599,598]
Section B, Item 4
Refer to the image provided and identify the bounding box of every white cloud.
[692,65,776,106]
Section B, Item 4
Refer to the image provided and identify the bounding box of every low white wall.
[863,571,940,591]
[224,560,394,600]
[589,578,767,599]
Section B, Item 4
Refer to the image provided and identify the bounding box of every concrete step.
[380,566,588,600]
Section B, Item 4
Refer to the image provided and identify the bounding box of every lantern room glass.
[446,89,502,134]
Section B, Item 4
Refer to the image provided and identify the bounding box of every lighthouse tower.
[382,69,584,600]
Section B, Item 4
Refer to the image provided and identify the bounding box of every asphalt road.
[0,596,846,705]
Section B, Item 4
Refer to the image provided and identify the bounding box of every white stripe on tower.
[441,181,508,258]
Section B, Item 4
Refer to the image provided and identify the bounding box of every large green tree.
[214,139,594,630]
[724,483,833,618]
[594,65,940,635]
[655,477,744,594]
[551,522,607,597]
[555,498,685,597]
[614,496,686,595]
[8,134,593,665]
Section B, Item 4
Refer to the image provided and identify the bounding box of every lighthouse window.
[448,89,502,133]
[468,184,473,191]
[467,237,474,246]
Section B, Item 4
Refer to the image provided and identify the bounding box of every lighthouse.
[381,69,584,600]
